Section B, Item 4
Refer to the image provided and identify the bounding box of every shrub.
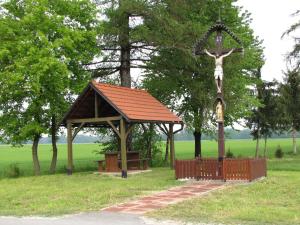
[275,145,284,158]
[5,163,22,178]
[226,148,234,158]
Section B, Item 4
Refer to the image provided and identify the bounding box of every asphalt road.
[0,212,148,225]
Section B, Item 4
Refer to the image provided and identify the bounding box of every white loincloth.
[214,66,223,80]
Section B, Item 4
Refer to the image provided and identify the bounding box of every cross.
[194,20,243,160]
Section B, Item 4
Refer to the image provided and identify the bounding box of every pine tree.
[279,69,300,154]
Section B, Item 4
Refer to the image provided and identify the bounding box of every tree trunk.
[32,135,41,175]
[119,7,132,151]
[255,125,260,158]
[49,115,58,174]
[292,127,297,154]
[263,137,267,157]
[255,138,260,158]
[164,136,169,162]
[119,3,131,87]
[194,131,202,158]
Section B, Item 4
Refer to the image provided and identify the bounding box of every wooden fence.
[175,158,266,181]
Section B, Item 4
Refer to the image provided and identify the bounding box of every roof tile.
[92,81,182,123]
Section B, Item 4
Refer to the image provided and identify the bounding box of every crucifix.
[194,20,243,160]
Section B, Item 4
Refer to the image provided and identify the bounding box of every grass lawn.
[0,138,299,177]
[0,168,180,216]
[148,171,300,225]
[0,138,299,220]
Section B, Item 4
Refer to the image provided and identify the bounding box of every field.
[0,138,299,177]
[0,138,299,222]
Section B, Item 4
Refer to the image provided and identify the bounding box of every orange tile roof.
[91,81,182,123]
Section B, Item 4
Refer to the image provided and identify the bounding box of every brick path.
[103,182,225,214]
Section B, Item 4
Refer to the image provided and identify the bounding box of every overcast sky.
[237,0,300,81]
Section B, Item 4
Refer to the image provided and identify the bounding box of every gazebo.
[61,80,183,178]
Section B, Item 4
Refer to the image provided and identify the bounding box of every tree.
[260,81,280,157]
[0,0,99,174]
[282,10,300,68]
[91,0,160,87]
[279,69,300,154]
[246,68,280,157]
[143,0,263,157]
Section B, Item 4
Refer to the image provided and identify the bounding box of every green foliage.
[0,0,99,173]
[246,70,280,145]
[96,124,163,165]
[143,0,264,142]
[0,0,99,143]
[225,148,234,158]
[282,10,300,68]
[275,145,284,158]
[279,69,300,131]
[5,163,22,178]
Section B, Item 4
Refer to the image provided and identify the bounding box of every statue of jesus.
[204,48,234,93]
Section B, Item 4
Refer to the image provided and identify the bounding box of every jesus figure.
[204,48,234,93]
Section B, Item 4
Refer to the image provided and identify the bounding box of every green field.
[0,138,299,177]
[0,138,299,221]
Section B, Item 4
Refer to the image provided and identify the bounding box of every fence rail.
[175,158,266,182]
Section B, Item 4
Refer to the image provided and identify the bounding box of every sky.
[237,0,300,82]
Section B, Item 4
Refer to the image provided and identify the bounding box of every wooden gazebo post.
[169,124,175,169]
[67,121,73,175]
[120,118,128,178]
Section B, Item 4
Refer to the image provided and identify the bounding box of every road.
[0,212,198,225]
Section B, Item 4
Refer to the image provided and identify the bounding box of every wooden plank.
[72,122,85,141]
[68,116,122,124]
[107,120,120,138]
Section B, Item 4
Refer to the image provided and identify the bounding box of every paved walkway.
[103,181,225,214]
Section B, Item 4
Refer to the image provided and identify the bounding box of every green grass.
[0,168,180,216]
[0,138,299,219]
[0,143,102,177]
[148,171,300,225]
[144,138,300,225]
[0,138,299,177]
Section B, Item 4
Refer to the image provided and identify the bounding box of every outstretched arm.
[222,48,235,58]
[204,49,216,59]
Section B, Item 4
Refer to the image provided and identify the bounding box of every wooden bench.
[118,158,149,170]
[97,151,150,172]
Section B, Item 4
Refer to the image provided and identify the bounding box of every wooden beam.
[157,124,168,136]
[95,93,99,118]
[174,123,184,134]
[125,124,134,138]
[72,122,85,141]
[68,116,122,124]
[120,118,127,178]
[67,122,73,175]
[169,123,175,169]
[107,120,120,138]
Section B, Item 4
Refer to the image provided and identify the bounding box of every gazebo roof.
[62,81,182,125]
